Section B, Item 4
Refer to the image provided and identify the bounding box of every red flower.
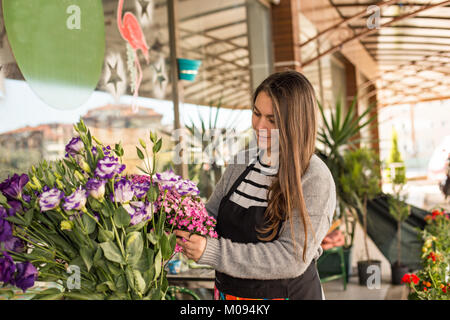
[427,252,437,262]
[402,273,419,285]
[423,287,428,292]
[431,209,444,220]
[443,287,448,294]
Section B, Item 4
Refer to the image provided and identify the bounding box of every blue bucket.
[177,58,202,81]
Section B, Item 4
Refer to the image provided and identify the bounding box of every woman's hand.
[174,230,207,262]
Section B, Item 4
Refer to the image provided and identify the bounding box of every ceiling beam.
[301,0,450,67]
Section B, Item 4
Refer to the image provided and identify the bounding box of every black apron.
[215,160,323,300]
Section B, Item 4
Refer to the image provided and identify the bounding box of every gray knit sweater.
[197,149,337,280]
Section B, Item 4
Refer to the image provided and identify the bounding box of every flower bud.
[74,170,85,182]
[92,135,103,145]
[60,220,74,231]
[32,176,42,191]
[139,138,146,149]
[78,159,91,174]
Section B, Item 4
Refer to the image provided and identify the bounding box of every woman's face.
[252,91,277,151]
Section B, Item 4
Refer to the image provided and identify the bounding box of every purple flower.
[13,261,38,292]
[133,181,150,199]
[86,178,106,200]
[175,179,200,196]
[65,137,84,157]
[3,237,25,253]
[0,206,13,242]
[7,200,23,216]
[152,170,181,191]
[39,188,64,212]
[95,156,126,179]
[0,174,29,200]
[63,188,87,211]
[111,178,134,203]
[0,252,16,285]
[125,201,153,225]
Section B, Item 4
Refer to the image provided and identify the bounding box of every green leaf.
[101,206,112,218]
[106,261,122,276]
[93,247,103,267]
[80,246,95,272]
[4,215,28,226]
[136,147,145,160]
[161,233,174,260]
[63,291,104,300]
[32,291,64,300]
[154,249,162,280]
[114,274,127,293]
[126,220,147,232]
[135,247,154,273]
[147,185,159,202]
[147,231,159,245]
[126,232,144,266]
[0,192,7,205]
[153,138,162,153]
[137,165,149,175]
[133,269,146,294]
[88,198,103,211]
[82,214,96,234]
[98,229,115,243]
[96,281,116,293]
[23,208,34,225]
[125,266,135,290]
[169,233,177,253]
[114,206,131,228]
[99,241,125,264]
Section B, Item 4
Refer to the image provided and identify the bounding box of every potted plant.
[316,95,377,279]
[339,147,382,286]
[385,128,411,284]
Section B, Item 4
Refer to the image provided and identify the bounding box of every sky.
[0,79,252,134]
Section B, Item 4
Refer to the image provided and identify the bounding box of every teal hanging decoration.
[177,58,202,82]
[2,0,105,110]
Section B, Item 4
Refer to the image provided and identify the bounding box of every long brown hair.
[253,70,318,262]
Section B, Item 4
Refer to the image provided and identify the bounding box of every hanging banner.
[2,0,105,110]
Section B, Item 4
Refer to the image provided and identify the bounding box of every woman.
[175,70,336,300]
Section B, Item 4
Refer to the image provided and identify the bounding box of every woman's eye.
[253,111,260,117]
[269,119,275,124]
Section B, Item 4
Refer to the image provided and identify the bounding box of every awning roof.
[326,0,450,107]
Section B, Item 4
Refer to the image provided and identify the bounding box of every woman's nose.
[254,118,271,132]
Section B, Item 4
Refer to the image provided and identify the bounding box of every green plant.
[385,127,406,185]
[403,209,450,300]
[388,193,411,267]
[317,95,377,248]
[339,148,381,262]
[386,131,410,267]
[184,98,248,199]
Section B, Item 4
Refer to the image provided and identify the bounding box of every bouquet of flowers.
[0,120,188,300]
[132,170,218,253]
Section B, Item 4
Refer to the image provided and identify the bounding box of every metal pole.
[167,0,188,179]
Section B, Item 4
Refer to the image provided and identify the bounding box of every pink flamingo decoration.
[117,0,150,112]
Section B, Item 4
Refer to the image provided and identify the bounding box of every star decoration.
[151,37,164,53]
[151,54,168,99]
[106,60,123,94]
[137,0,151,18]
